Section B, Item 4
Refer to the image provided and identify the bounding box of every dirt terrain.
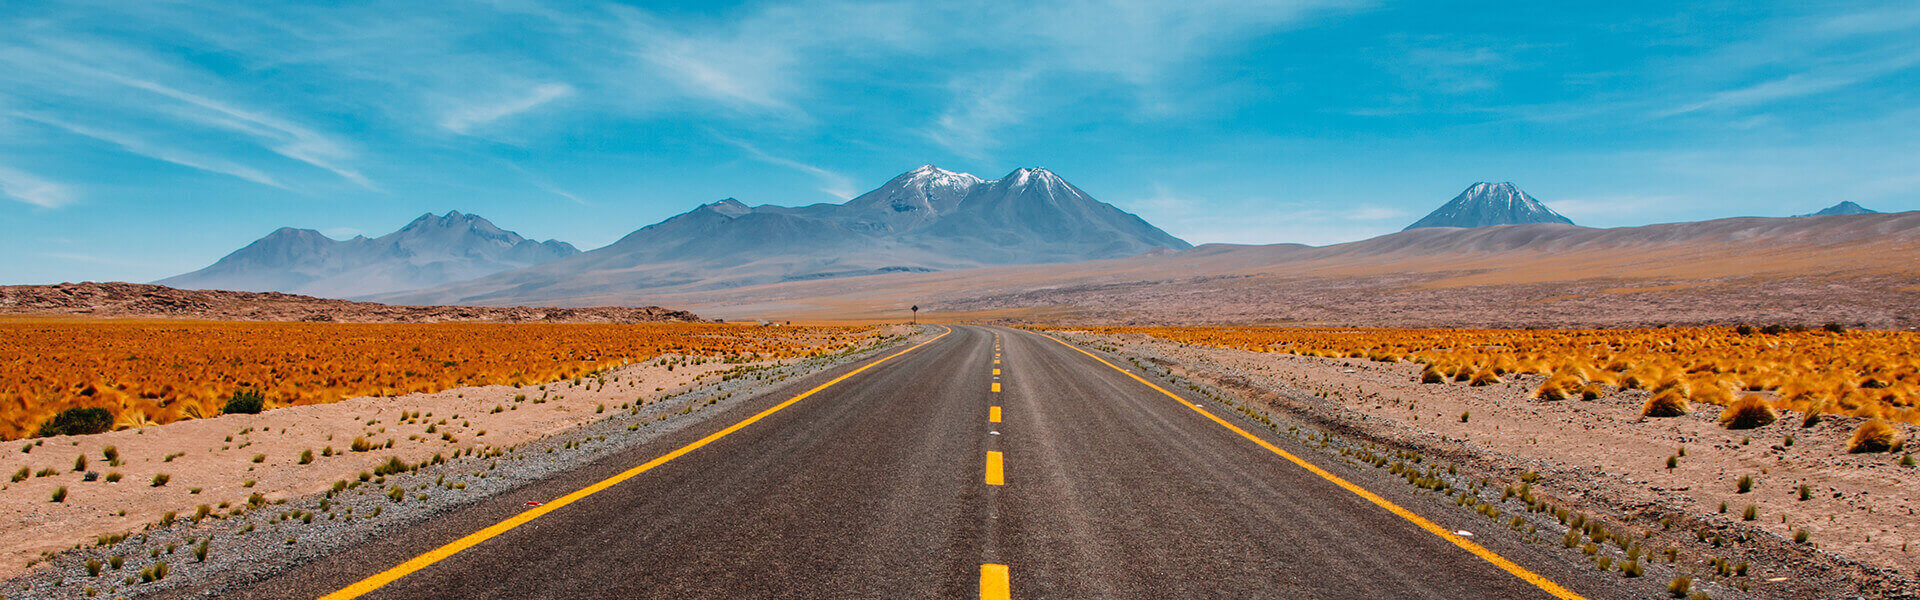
[0,282,700,323]
[533,211,1920,328]
[1051,329,1920,599]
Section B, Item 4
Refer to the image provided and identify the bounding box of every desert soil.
[0,326,907,586]
[1051,329,1920,599]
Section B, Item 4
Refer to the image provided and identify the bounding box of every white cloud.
[441,82,575,135]
[715,135,857,200]
[0,165,74,209]
[16,112,285,188]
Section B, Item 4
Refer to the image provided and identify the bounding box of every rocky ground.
[1050,329,1920,600]
[0,282,700,323]
[0,326,914,599]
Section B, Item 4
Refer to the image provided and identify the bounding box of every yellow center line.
[985,450,1005,486]
[993,368,1001,375]
[1033,331,1586,600]
[991,382,1001,392]
[980,564,1011,600]
[989,406,1002,423]
[318,326,955,600]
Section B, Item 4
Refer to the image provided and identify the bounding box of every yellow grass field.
[0,318,882,440]
[1057,325,1920,425]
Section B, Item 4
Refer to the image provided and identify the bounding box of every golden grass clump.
[1534,378,1577,401]
[1718,395,1777,429]
[1469,370,1504,387]
[1848,419,1904,454]
[1643,389,1690,418]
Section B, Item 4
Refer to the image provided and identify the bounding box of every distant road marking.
[980,564,1011,600]
[1033,330,1587,600]
[986,451,1005,485]
[993,368,1001,375]
[991,382,1001,392]
[989,406,1002,423]
[995,358,1001,364]
[317,326,955,600]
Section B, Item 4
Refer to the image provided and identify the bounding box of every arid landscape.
[5,3,1919,598]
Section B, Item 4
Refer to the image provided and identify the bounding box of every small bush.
[1736,474,1753,493]
[1668,574,1692,597]
[51,486,67,502]
[222,388,266,415]
[350,437,374,452]
[151,473,170,487]
[1794,528,1810,543]
[1469,370,1503,386]
[299,449,314,465]
[1643,390,1689,417]
[1535,378,1574,401]
[36,407,114,437]
[1719,395,1777,429]
[1848,420,1903,453]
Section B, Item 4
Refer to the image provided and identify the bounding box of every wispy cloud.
[0,165,74,209]
[715,135,857,200]
[15,112,285,188]
[441,82,575,135]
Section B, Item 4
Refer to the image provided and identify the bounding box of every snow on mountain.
[1404,182,1575,230]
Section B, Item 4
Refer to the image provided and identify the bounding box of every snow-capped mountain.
[1796,201,1878,217]
[160,211,578,298]
[381,165,1191,305]
[1404,182,1575,230]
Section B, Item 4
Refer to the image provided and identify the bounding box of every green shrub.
[37,407,113,437]
[222,388,266,415]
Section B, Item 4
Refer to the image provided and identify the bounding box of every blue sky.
[3,1,1918,284]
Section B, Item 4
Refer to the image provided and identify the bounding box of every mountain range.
[159,211,579,298]
[377,166,1190,305]
[1404,182,1574,230]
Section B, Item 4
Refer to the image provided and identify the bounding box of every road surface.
[216,325,1624,599]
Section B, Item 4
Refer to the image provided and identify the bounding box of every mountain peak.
[1405,182,1575,230]
[700,198,753,218]
[1798,201,1878,217]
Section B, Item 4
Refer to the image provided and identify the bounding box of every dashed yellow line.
[1033,331,1587,600]
[993,368,1001,375]
[989,406,1002,423]
[317,327,955,600]
[985,451,1005,486]
[980,564,1011,600]
[991,382,1001,392]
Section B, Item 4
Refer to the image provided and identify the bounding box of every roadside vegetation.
[0,319,880,440]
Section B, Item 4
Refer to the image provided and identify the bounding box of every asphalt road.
[218,325,1622,599]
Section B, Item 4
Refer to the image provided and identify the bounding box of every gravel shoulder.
[0,326,916,599]
[1046,329,1920,600]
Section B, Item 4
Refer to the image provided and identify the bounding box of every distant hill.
[159,211,578,298]
[383,165,1189,305]
[0,282,698,323]
[1405,182,1574,230]
[1797,201,1878,217]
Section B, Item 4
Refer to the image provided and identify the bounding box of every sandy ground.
[1055,329,1920,597]
[0,353,791,580]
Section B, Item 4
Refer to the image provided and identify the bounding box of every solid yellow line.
[980,563,1011,600]
[991,382,1001,392]
[985,451,1004,486]
[1033,331,1587,600]
[989,406,1002,423]
[319,326,955,600]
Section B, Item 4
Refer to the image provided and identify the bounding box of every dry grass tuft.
[1848,419,1904,454]
[1534,378,1575,401]
[1643,389,1690,418]
[1469,369,1504,387]
[1718,395,1777,429]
